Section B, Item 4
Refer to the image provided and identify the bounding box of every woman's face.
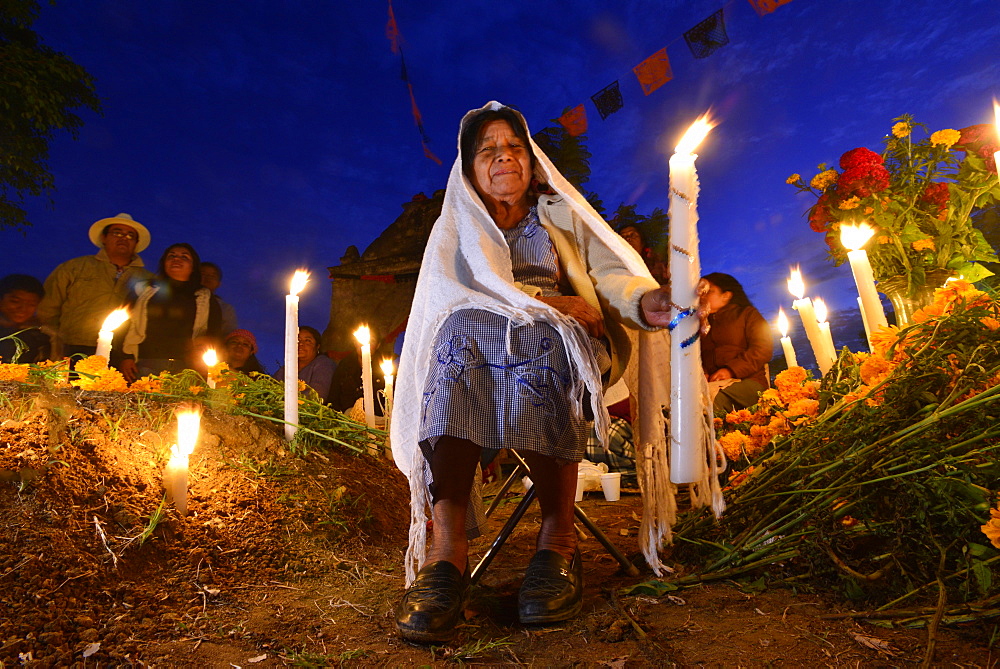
[619,226,643,253]
[297,329,319,367]
[225,336,253,367]
[471,120,532,209]
[163,247,194,282]
[704,282,733,314]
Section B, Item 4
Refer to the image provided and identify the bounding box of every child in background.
[0,274,51,363]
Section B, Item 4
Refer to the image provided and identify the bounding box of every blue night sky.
[4,0,999,371]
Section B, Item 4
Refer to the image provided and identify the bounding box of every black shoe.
[395,560,469,643]
[518,548,583,624]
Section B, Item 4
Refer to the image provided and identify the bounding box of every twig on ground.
[93,516,118,567]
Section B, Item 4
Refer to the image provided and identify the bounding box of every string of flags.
[386,0,794,160]
[560,0,794,137]
[386,0,442,164]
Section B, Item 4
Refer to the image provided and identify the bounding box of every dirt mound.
[0,383,408,665]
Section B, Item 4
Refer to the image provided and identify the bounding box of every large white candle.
[95,309,129,366]
[284,270,309,441]
[813,298,837,374]
[840,222,888,341]
[354,326,375,428]
[668,114,715,485]
[202,348,218,389]
[380,358,394,435]
[787,268,826,374]
[163,406,201,516]
[857,297,873,351]
[993,101,1000,181]
[776,307,798,368]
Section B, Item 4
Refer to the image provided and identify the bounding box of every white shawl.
[390,101,680,585]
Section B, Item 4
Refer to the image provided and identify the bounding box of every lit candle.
[163,406,201,516]
[776,307,798,368]
[667,113,715,485]
[95,308,129,366]
[813,298,837,374]
[993,100,1000,180]
[840,222,888,345]
[202,348,218,389]
[354,326,375,428]
[380,358,394,435]
[285,270,309,441]
[857,297,873,351]
[787,268,826,375]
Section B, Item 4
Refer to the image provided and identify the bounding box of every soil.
[1,383,996,667]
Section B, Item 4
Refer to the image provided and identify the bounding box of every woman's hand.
[536,296,605,338]
[119,358,138,383]
[640,287,674,327]
[709,367,734,382]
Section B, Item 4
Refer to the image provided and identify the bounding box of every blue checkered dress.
[419,207,608,462]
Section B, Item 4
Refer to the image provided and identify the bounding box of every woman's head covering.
[224,328,258,353]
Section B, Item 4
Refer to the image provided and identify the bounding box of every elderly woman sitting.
[391,103,674,643]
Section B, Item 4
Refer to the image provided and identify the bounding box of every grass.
[222,454,292,478]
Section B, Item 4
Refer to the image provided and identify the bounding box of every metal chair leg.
[471,485,536,585]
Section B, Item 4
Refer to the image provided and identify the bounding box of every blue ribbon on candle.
[667,307,701,348]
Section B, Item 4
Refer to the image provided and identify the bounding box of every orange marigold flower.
[860,354,895,386]
[718,431,748,461]
[980,317,1000,331]
[786,398,819,418]
[982,506,1000,549]
[876,235,890,244]
[713,417,723,429]
[869,325,900,357]
[0,363,30,383]
[75,355,109,377]
[910,238,935,252]
[189,385,204,395]
[726,408,755,424]
[775,366,807,388]
[758,388,783,408]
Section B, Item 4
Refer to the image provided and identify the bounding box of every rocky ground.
[1,383,996,667]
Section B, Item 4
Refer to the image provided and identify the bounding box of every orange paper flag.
[633,48,673,96]
[558,105,588,137]
[747,0,794,16]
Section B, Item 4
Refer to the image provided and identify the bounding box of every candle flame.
[202,348,218,367]
[675,113,716,154]
[100,308,130,333]
[777,307,790,337]
[289,270,309,296]
[787,267,805,300]
[814,298,829,324]
[840,221,875,251]
[175,405,202,457]
[353,325,370,346]
[380,358,394,377]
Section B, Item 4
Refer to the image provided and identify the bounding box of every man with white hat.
[38,213,154,360]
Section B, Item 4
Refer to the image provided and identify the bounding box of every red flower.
[839,147,883,170]
[918,182,950,213]
[838,163,890,198]
[955,124,1000,174]
[809,192,834,232]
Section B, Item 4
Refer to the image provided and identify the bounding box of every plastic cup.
[575,472,586,501]
[600,472,621,502]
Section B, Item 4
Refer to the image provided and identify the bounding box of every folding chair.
[470,450,640,584]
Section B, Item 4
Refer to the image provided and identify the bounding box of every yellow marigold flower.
[129,376,163,393]
[980,316,1000,331]
[297,379,307,392]
[189,385,204,395]
[863,206,874,215]
[75,355,109,377]
[982,506,1000,549]
[891,121,911,138]
[910,238,935,252]
[0,363,30,383]
[930,128,961,148]
[810,169,839,191]
[785,173,801,185]
[860,355,895,386]
[876,235,891,244]
[838,196,861,210]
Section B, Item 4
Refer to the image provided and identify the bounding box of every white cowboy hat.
[88,213,151,252]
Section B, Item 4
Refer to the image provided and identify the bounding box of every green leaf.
[620,579,679,597]
[972,559,993,596]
